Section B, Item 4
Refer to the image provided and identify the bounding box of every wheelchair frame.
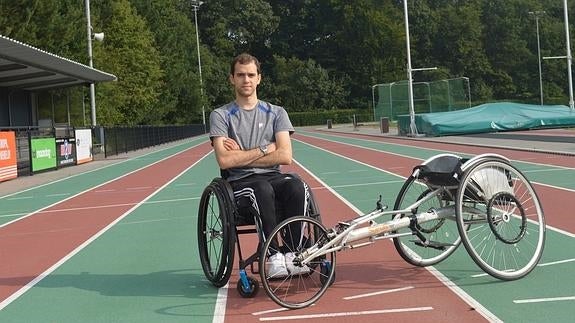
[198,153,546,310]
[197,174,320,297]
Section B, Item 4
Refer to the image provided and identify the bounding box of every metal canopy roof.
[0,35,116,91]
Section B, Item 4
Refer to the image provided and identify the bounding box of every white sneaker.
[266,253,288,278]
[285,252,311,276]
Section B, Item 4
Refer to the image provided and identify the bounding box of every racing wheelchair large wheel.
[455,157,545,280]
[392,158,462,266]
[260,215,336,309]
[197,178,236,287]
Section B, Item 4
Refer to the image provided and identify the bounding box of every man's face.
[230,62,261,98]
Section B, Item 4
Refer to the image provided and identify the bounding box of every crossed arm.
[212,131,293,170]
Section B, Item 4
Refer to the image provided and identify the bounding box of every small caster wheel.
[237,276,259,298]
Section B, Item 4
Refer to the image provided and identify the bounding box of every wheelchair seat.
[413,154,464,187]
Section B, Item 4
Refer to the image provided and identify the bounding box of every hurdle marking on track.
[343,286,414,300]
[94,189,116,193]
[45,193,71,197]
[471,258,575,277]
[537,258,575,266]
[328,180,405,189]
[6,196,34,201]
[253,304,316,316]
[0,197,201,219]
[514,296,575,304]
[522,167,573,173]
[126,186,154,191]
[258,307,434,321]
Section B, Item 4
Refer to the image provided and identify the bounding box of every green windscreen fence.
[373,77,471,121]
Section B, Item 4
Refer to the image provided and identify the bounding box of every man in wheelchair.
[209,53,309,278]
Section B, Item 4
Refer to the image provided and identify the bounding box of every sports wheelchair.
[256,153,545,309]
[197,173,321,298]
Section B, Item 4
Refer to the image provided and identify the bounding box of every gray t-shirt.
[209,100,295,181]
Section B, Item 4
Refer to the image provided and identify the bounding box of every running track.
[0,129,573,322]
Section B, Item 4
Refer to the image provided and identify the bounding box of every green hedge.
[288,109,374,127]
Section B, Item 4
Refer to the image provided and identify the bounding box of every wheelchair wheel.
[260,216,335,309]
[455,158,545,280]
[306,185,321,221]
[392,174,461,266]
[197,179,236,287]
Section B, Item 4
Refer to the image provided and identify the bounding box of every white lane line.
[514,296,575,304]
[212,283,229,323]
[343,286,414,300]
[259,307,433,321]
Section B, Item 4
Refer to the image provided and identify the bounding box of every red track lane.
[296,133,575,234]
[223,164,487,322]
[0,143,213,303]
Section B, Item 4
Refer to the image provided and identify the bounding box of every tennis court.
[0,127,574,322]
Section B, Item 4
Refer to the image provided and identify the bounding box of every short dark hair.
[230,53,261,75]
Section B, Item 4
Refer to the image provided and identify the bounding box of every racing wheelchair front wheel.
[392,175,461,266]
[455,158,545,280]
[197,178,236,287]
[260,215,336,309]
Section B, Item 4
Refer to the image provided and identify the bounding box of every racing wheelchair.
[197,173,321,298]
[256,153,546,309]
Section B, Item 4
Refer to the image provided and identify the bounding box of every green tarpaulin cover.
[397,102,575,136]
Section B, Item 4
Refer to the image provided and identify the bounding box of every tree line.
[0,0,572,126]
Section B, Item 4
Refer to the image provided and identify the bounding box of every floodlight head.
[93,32,105,42]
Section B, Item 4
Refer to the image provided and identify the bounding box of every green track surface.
[0,133,573,322]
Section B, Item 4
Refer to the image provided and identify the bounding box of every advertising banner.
[31,137,57,173]
[0,131,17,182]
[75,129,93,164]
[56,138,76,167]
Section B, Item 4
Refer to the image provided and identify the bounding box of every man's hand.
[223,137,240,151]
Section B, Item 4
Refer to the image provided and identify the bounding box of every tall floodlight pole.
[564,0,574,110]
[403,0,417,136]
[85,0,97,126]
[529,11,545,105]
[403,0,437,136]
[192,0,206,127]
[548,1,575,109]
